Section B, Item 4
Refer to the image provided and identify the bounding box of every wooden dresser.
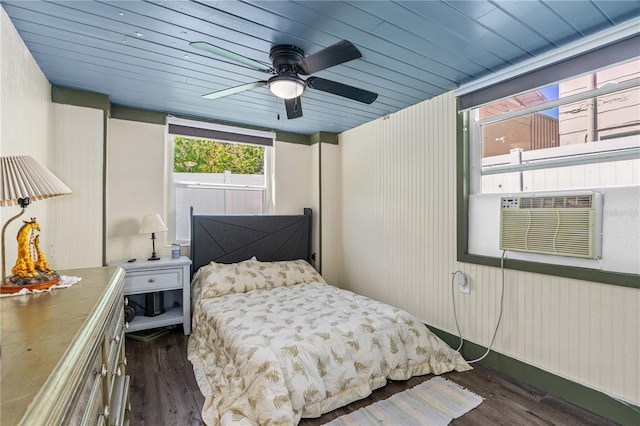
[0,266,130,425]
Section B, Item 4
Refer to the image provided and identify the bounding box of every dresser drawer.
[81,372,109,426]
[105,305,125,371]
[124,269,182,293]
[109,375,131,426]
[106,324,126,389]
[66,342,106,425]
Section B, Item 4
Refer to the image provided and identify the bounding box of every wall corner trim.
[51,86,110,111]
[311,131,339,145]
[274,131,338,145]
[111,105,167,125]
[274,131,311,145]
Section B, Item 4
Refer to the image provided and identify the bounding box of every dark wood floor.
[126,328,617,425]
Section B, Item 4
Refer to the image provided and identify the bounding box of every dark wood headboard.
[190,208,312,276]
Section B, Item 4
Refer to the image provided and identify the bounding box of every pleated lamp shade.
[0,156,72,207]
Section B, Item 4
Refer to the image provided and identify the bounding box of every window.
[168,119,274,243]
[456,31,640,286]
[471,59,639,195]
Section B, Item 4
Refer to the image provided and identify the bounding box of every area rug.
[326,376,483,426]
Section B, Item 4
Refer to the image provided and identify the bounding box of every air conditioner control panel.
[501,198,519,209]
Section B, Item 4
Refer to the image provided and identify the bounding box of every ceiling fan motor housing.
[269,45,305,71]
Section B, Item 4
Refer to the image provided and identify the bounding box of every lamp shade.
[0,156,72,207]
[139,214,168,234]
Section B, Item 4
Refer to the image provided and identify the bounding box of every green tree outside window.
[174,136,264,174]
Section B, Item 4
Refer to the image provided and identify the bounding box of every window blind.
[168,119,274,147]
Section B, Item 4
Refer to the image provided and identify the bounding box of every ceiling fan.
[190,39,378,119]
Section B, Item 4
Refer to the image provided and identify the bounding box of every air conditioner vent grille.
[519,195,593,209]
[500,193,602,259]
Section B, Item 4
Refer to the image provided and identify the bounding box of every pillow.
[192,258,324,300]
[253,259,326,289]
[191,258,258,300]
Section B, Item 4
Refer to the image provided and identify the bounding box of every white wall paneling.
[106,119,168,263]
[50,104,104,269]
[320,142,341,283]
[335,91,639,405]
[272,141,314,215]
[257,139,318,262]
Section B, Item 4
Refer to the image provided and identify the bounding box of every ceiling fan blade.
[202,81,267,100]
[306,77,378,104]
[190,41,273,72]
[294,40,363,75]
[284,97,303,119]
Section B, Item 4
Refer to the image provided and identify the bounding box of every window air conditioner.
[500,193,603,259]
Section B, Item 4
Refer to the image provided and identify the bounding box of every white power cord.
[452,256,640,418]
[451,250,507,363]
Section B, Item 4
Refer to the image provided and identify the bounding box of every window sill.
[456,251,639,288]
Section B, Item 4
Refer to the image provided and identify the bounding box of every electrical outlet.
[458,273,470,294]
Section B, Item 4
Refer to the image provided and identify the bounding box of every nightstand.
[110,256,192,335]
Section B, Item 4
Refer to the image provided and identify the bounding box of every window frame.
[166,119,274,245]
[468,78,640,195]
[456,105,639,289]
[455,25,640,289]
[472,77,640,189]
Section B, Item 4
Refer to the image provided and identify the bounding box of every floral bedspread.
[188,259,470,425]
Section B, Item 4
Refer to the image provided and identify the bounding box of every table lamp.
[139,214,168,261]
[1,156,72,293]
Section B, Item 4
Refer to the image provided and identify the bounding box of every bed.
[187,209,471,425]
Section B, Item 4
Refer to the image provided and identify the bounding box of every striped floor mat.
[326,376,483,426]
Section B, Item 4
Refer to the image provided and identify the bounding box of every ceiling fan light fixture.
[268,75,305,99]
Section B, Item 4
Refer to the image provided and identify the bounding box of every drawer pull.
[147,277,156,283]
[100,364,108,377]
[112,334,121,344]
[100,405,110,418]
[124,321,130,330]
[114,367,122,377]
[122,357,128,367]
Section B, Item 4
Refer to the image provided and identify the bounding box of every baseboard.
[428,325,639,426]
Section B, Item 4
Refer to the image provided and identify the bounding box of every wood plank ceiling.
[2,1,638,135]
